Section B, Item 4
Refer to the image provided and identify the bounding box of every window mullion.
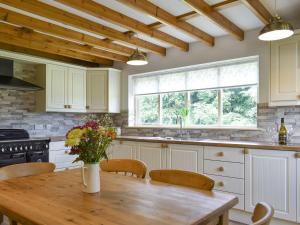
[159,94,162,125]
[218,89,223,126]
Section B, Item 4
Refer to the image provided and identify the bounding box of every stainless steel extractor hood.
[0,59,43,91]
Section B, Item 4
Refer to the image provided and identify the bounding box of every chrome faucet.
[176,115,183,138]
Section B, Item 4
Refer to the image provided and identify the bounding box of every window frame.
[134,84,258,128]
[129,56,259,128]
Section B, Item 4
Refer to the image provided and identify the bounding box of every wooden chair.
[100,159,147,178]
[0,162,56,225]
[251,202,274,225]
[0,162,56,180]
[149,169,215,191]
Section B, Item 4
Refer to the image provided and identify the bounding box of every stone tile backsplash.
[2,62,300,142]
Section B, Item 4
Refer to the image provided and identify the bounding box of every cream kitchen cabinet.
[270,33,300,106]
[138,142,167,172]
[245,149,297,222]
[109,141,137,159]
[167,144,203,173]
[204,146,245,211]
[49,141,82,171]
[36,64,86,112]
[86,68,120,113]
[44,64,68,111]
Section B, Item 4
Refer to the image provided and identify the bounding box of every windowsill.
[124,125,263,131]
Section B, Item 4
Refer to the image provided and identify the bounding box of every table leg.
[217,211,229,225]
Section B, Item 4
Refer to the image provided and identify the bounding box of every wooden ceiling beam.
[0,23,113,66]
[148,0,240,29]
[0,19,128,62]
[241,0,273,25]
[0,42,100,67]
[183,0,244,41]
[0,0,166,56]
[0,7,134,56]
[56,0,189,51]
[117,0,214,46]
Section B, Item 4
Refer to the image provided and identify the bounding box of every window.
[129,56,259,128]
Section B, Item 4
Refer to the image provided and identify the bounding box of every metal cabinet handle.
[244,148,249,154]
[217,166,224,172]
[295,153,300,158]
[217,152,224,157]
[161,143,168,148]
[86,106,90,109]
[64,105,68,109]
[68,105,72,109]
[217,181,224,187]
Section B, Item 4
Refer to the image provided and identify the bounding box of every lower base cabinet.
[108,141,136,159]
[138,142,168,172]
[245,149,297,222]
[107,141,300,223]
[167,144,203,173]
[49,141,82,171]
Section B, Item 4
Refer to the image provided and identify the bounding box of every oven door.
[27,150,49,163]
[0,153,27,167]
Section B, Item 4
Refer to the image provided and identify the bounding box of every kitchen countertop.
[49,135,300,151]
[116,136,300,151]
[50,136,66,142]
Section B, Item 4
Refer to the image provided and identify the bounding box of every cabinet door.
[270,35,300,105]
[109,141,136,159]
[297,158,300,223]
[86,70,108,112]
[67,68,86,111]
[46,64,68,111]
[137,142,167,172]
[167,144,203,173]
[245,149,297,221]
[49,141,82,171]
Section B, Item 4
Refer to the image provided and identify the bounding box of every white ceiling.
[1,0,300,52]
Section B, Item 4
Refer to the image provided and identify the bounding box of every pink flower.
[83,121,98,130]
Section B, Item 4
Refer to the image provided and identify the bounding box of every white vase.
[81,163,100,193]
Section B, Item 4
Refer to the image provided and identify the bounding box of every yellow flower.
[66,128,85,147]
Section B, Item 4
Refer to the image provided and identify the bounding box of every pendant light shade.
[126,49,148,66]
[258,16,294,41]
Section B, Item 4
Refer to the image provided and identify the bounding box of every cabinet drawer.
[204,160,244,178]
[208,174,244,195]
[204,146,244,163]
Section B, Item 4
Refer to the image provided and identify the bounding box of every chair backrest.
[100,159,147,178]
[149,169,215,191]
[251,202,274,225]
[0,162,56,180]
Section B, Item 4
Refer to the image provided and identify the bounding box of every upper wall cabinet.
[36,64,121,113]
[86,68,120,113]
[270,34,300,106]
[36,64,86,112]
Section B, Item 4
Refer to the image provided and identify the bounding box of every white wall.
[115,29,270,111]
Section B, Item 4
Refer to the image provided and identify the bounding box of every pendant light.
[126,48,148,66]
[126,32,148,66]
[258,0,294,41]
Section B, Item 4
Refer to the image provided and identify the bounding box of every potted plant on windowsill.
[65,115,116,193]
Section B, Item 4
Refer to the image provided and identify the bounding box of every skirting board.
[229,209,298,225]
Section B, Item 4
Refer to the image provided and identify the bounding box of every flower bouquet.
[65,115,116,193]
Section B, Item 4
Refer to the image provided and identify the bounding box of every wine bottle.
[278,118,287,145]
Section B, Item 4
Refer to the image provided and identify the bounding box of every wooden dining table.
[0,169,238,225]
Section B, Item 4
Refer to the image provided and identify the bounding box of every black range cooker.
[0,129,50,167]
